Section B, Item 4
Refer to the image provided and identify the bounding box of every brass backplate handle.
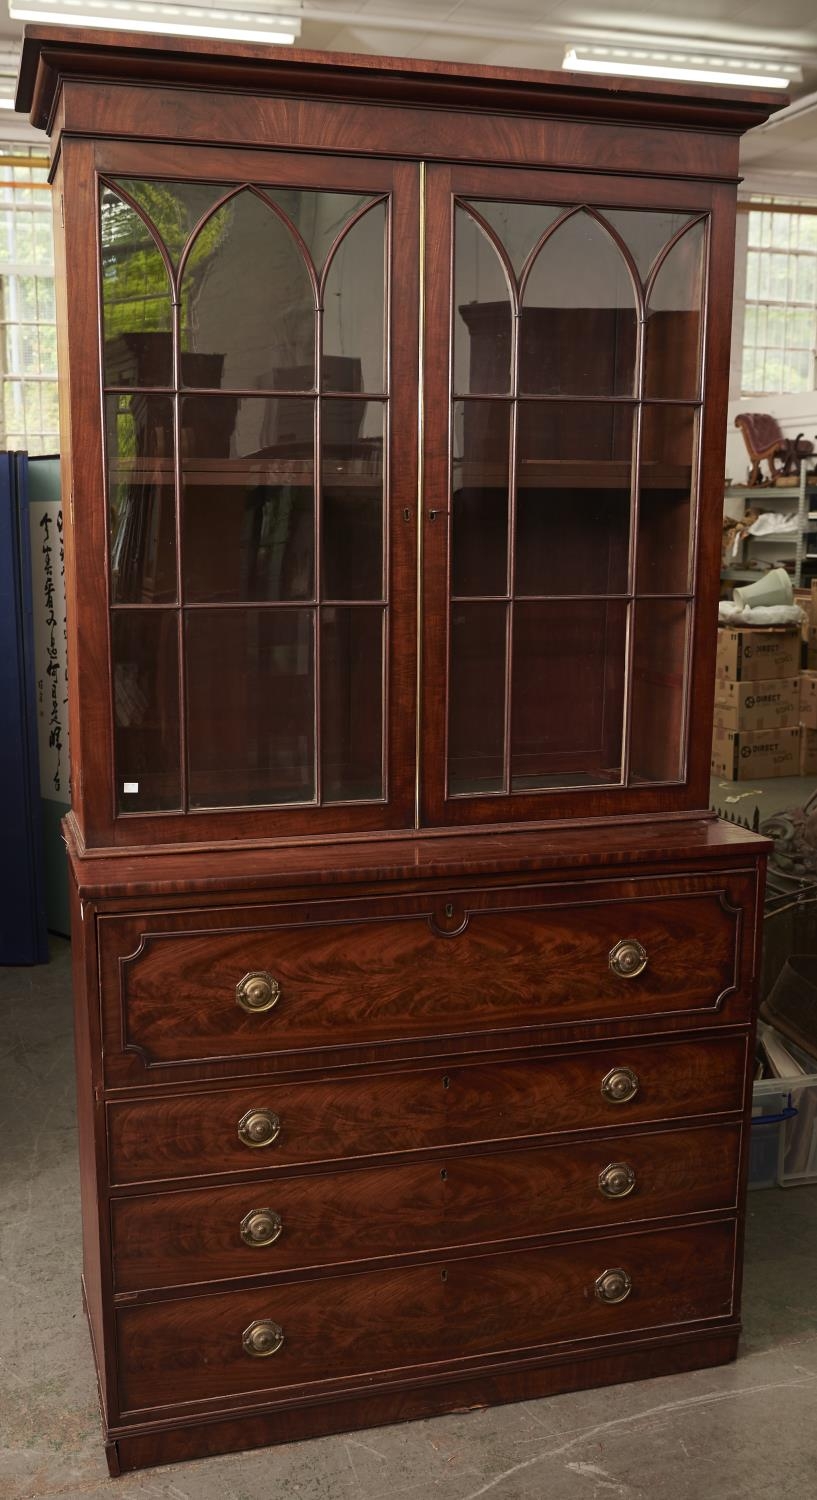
[242,1319,284,1357]
[236,970,281,1014]
[240,1208,283,1247]
[598,1161,637,1198]
[595,1268,633,1305]
[237,1108,281,1149]
[609,938,648,979]
[600,1066,639,1105]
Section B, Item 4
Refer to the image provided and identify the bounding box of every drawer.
[107,1033,748,1185]
[99,876,751,1083]
[116,1218,737,1413]
[111,1122,741,1292]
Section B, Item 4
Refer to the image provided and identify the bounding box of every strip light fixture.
[8,0,302,45]
[563,45,798,91]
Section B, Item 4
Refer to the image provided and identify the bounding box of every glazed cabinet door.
[421,163,729,827]
[67,142,419,845]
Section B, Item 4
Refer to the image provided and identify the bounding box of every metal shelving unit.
[723,460,817,588]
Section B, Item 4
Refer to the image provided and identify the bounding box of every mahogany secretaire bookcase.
[17,26,779,1475]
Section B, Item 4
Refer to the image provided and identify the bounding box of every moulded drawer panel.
[106,1033,748,1185]
[110,1121,742,1292]
[116,1219,737,1413]
[99,877,751,1082]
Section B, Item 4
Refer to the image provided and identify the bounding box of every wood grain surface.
[106,1033,747,1185]
[111,1121,741,1292]
[116,1218,737,1412]
[102,882,745,1079]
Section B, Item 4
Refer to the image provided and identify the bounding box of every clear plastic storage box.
[749,1038,817,1189]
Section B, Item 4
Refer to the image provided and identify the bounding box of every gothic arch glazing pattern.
[448,199,708,798]
[99,176,390,813]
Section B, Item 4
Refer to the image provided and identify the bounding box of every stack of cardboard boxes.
[795,583,817,777]
[712,626,801,780]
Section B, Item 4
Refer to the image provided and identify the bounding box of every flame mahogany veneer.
[18,26,778,1476]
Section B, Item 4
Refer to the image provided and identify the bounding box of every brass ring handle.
[598,1161,637,1199]
[240,1208,283,1247]
[242,1319,284,1357]
[601,1066,639,1105]
[595,1268,633,1305]
[609,939,648,979]
[236,970,281,1014]
[237,1108,281,1149]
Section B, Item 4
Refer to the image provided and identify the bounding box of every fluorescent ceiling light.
[8,0,301,45]
[563,47,794,91]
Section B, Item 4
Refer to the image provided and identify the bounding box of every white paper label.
[29,497,70,802]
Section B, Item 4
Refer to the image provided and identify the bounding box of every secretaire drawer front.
[100,877,752,1082]
[111,1122,741,1291]
[116,1219,737,1413]
[107,1034,747,1185]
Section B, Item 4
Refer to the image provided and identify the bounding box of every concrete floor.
[710,771,817,826]
[3,941,817,1500]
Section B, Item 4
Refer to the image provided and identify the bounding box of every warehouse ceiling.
[3,0,817,184]
[293,0,817,91]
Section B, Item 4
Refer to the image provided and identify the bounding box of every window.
[0,145,59,453]
[741,198,817,397]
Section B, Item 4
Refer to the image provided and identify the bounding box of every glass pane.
[182,395,314,603]
[180,188,315,391]
[795,255,817,304]
[112,611,180,812]
[187,608,314,807]
[322,200,386,394]
[515,402,633,596]
[322,400,384,600]
[603,209,696,284]
[448,602,507,795]
[107,391,176,603]
[266,189,371,277]
[452,399,510,597]
[113,178,230,266]
[629,600,688,784]
[637,405,696,594]
[511,601,627,789]
[520,211,636,396]
[466,200,562,278]
[321,606,384,801]
[644,221,706,399]
[454,205,512,395]
[100,184,172,386]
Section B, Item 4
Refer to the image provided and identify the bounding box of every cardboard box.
[794,588,814,643]
[801,671,817,730]
[713,676,800,732]
[801,727,817,776]
[806,629,817,672]
[711,725,801,781]
[716,626,801,684]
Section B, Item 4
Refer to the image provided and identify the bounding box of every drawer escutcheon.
[240,1207,283,1247]
[595,1268,633,1304]
[600,1066,640,1105]
[598,1161,637,1198]
[236,971,281,1014]
[237,1108,281,1149]
[242,1319,285,1357]
[608,939,648,979]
